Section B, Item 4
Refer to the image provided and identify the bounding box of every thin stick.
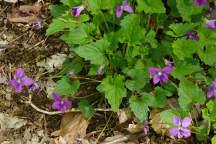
[28,94,113,115]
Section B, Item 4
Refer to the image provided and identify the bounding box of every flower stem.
[27,94,112,115]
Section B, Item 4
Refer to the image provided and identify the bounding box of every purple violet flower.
[52,93,72,113]
[97,65,104,75]
[207,78,216,98]
[166,61,175,68]
[169,116,192,139]
[148,66,173,85]
[143,120,149,135]
[207,19,216,29]
[116,0,134,18]
[34,20,42,29]
[29,81,44,92]
[8,68,34,93]
[210,7,214,18]
[71,5,84,17]
[185,31,200,40]
[194,0,207,6]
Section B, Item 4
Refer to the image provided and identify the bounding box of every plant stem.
[27,94,112,115]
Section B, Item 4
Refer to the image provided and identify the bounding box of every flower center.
[158,72,162,76]
[16,79,22,84]
[61,100,64,105]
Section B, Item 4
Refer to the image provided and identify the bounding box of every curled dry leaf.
[4,0,18,3]
[0,113,27,131]
[19,5,41,15]
[8,15,37,23]
[8,5,41,23]
[149,109,170,136]
[36,53,67,72]
[117,109,132,124]
[51,113,89,144]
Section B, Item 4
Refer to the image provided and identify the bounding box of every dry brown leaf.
[19,5,41,16]
[8,5,41,23]
[0,113,27,131]
[117,109,132,124]
[8,15,37,23]
[51,113,89,144]
[149,109,170,136]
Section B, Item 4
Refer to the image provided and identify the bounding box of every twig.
[28,94,113,115]
[100,132,144,144]
[95,113,113,144]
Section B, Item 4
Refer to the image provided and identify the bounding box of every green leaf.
[150,87,172,108]
[125,69,147,91]
[212,135,216,144]
[160,109,189,126]
[78,99,96,118]
[60,0,81,7]
[172,38,201,60]
[176,0,203,21]
[88,0,101,14]
[195,124,208,141]
[119,14,145,44]
[167,23,199,37]
[59,57,84,75]
[198,46,216,66]
[46,18,76,36]
[172,61,202,79]
[49,5,69,18]
[60,23,96,44]
[167,0,180,17]
[178,79,205,111]
[137,0,165,13]
[54,76,80,96]
[202,101,216,122]
[74,40,109,65]
[129,93,152,122]
[145,29,158,48]
[97,74,127,112]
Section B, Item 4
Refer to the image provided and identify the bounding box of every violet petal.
[52,101,61,110]
[169,128,179,137]
[182,117,191,128]
[153,74,160,84]
[160,74,168,83]
[53,93,61,101]
[148,67,160,75]
[194,0,207,6]
[173,116,181,127]
[15,84,23,93]
[162,67,173,74]
[181,129,191,138]
[207,19,216,29]
[21,77,34,86]
[63,100,72,109]
[123,0,134,13]
[15,68,25,79]
[116,5,123,18]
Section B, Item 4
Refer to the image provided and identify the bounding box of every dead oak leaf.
[19,5,41,16]
[51,113,89,144]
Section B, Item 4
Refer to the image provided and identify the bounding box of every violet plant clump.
[9,0,216,142]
